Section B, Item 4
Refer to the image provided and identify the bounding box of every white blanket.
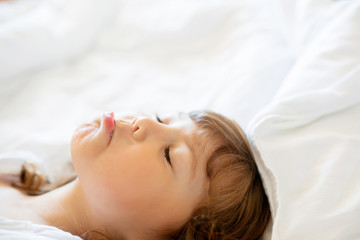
[0,217,80,240]
[249,1,360,239]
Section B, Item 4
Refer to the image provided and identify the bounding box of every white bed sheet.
[0,217,81,240]
[1,0,359,239]
[249,1,360,239]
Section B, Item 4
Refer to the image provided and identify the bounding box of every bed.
[0,0,359,239]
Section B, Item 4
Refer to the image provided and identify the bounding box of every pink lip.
[103,112,116,144]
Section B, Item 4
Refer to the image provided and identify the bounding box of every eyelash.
[164,147,172,166]
[155,114,172,166]
[155,114,164,124]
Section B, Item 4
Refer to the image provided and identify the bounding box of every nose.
[132,115,164,142]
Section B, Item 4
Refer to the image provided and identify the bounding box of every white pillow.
[249,1,360,240]
[0,0,118,82]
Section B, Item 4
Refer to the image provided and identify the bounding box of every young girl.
[0,110,270,240]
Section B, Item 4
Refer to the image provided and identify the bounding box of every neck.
[24,179,93,237]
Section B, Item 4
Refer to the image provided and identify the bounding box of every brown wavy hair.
[83,110,270,240]
[169,110,271,240]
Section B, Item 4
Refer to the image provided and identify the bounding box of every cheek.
[80,147,173,216]
[108,160,168,205]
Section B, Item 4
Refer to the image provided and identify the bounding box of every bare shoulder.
[0,180,32,219]
[0,180,30,203]
[0,180,22,196]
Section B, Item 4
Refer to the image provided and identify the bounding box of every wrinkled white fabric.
[0,0,119,81]
[0,217,81,240]
[249,1,360,239]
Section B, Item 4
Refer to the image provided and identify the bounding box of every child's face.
[71,112,211,239]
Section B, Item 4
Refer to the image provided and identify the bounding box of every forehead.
[166,111,206,142]
[168,112,214,180]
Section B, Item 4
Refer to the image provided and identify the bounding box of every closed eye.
[164,146,172,166]
[155,114,172,166]
[155,114,164,124]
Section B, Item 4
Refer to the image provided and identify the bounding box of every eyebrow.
[181,112,198,180]
[186,135,197,180]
